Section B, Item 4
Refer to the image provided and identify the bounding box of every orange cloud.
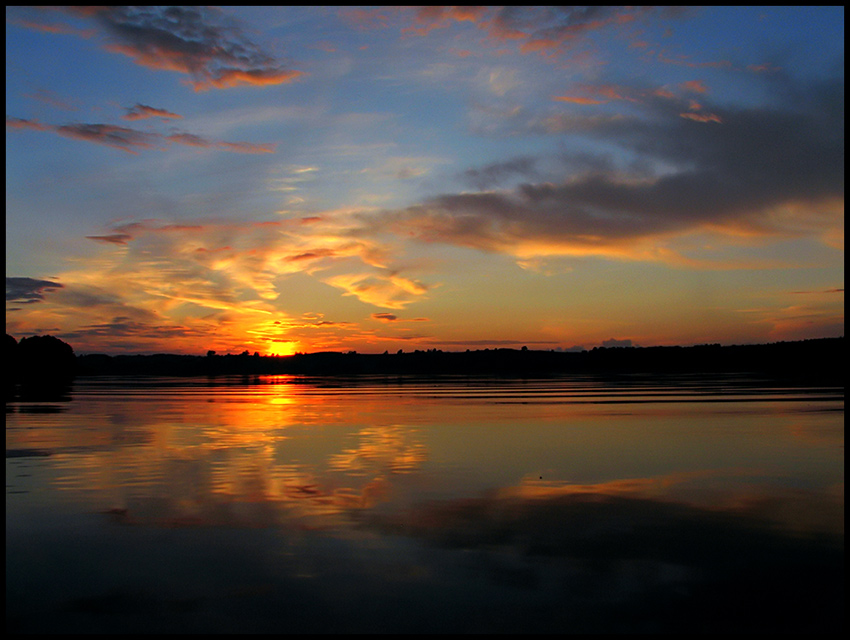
[553,84,637,106]
[122,104,182,121]
[323,272,430,309]
[748,63,781,73]
[402,5,489,36]
[680,79,709,93]
[9,18,95,38]
[187,68,305,92]
[338,7,394,30]
[553,95,607,105]
[203,139,277,154]
[679,112,722,123]
[5,116,50,131]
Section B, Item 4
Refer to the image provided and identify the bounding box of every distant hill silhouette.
[60,337,845,384]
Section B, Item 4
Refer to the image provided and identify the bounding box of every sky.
[5,6,844,356]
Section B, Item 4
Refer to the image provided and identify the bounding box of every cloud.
[6,277,64,303]
[790,288,844,295]
[346,6,656,60]
[7,115,275,154]
[485,6,652,57]
[122,103,182,121]
[362,72,843,264]
[679,79,709,93]
[401,6,489,36]
[54,122,164,153]
[323,272,430,310]
[5,116,50,131]
[24,89,78,111]
[553,95,607,105]
[7,116,163,153]
[185,68,304,92]
[338,7,394,30]
[23,215,435,352]
[85,234,134,245]
[461,156,538,190]
[166,133,277,154]
[16,6,303,91]
[7,17,95,38]
[371,313,398,322]
[678,111,722,124]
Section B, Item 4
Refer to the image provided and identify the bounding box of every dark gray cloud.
[58,6,303,91]
[6,277,64,304]
[64,317,204,340]
[367,71,843,256]
[461,156,538,190]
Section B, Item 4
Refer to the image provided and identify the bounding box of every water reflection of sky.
[6,376,844,633]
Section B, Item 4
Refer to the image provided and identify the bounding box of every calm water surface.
[6,374,844,633]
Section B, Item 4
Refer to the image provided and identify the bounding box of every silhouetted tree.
[16,335,76,381]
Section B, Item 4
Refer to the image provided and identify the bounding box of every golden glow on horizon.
[266,341,299,357]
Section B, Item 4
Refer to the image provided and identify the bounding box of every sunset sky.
[6,6,844,356]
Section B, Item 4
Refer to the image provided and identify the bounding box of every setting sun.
[266,341,299,357]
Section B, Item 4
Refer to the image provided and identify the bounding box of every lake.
[6,374,844,633]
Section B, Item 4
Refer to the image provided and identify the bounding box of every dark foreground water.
[6,374,844,633]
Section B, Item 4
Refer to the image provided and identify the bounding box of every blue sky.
[6,6,844,355]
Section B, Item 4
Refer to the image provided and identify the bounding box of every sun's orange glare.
[266,341,299,357]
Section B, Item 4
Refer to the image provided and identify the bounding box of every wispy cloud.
[122,103,182,121]
[341,6,655,60]
[85,233,134,246]
[7,115,275,154]
[24,89,79,111]
[679,79,709,94]
[7,16,95,38]
[553,95,608,106]
[323,272,430,310]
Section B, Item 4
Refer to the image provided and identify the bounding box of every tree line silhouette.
[6,333,843,385]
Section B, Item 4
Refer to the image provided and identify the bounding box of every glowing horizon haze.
[6,6,844,355]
